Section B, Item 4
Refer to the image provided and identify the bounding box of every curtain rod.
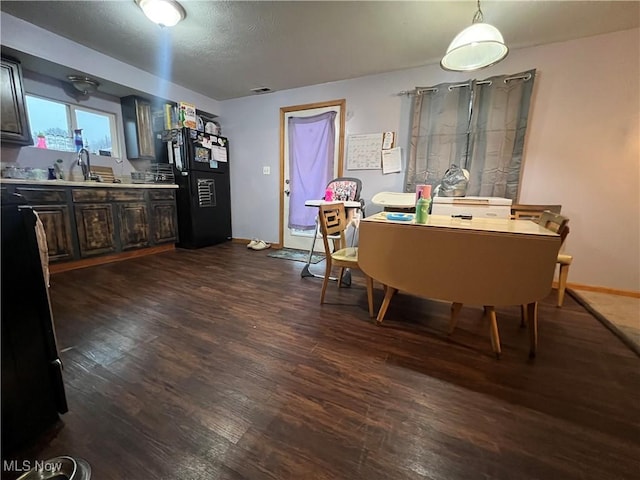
[397,72,533,96]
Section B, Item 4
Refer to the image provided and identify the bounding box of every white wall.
[220,28,639,292]
[2,8,637,291]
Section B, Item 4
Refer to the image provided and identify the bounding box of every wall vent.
[250,87,272,94]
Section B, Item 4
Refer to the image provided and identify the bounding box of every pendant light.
[136,0,186,27]
[441,0,508,72]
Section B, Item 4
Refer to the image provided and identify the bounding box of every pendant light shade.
[441,1,508,72]
[67,75,100,95]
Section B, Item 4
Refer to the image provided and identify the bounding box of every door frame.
[279,99,346,248]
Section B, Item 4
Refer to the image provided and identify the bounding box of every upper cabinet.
[121,95,156,161]
[1,56,33,146]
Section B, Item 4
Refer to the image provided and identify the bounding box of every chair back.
[511,204,562,220]
[536,211,570,244]
[325,177,362,202]
[318,203,348,252]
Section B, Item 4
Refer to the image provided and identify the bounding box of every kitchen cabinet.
[74,187,150,252]
[1,181,178,269]
[31,205,75,262]
[74,203,117,257]
[1,56,32,145]
[118,202,150,250]
[15,187,75,262]
[149,189,178,244]
[121,95,156,161]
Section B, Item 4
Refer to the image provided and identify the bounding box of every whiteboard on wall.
[346,133,383,170]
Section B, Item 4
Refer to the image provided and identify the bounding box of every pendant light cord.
[472,0,484,23]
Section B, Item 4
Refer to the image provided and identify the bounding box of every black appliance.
[1,193,68,454]
[161,128,232,248]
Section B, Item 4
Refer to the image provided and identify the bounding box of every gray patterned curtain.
[467,70,536,199]
[405,81,471,195]
[405,69,536,201]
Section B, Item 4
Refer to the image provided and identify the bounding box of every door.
[280,99,345,250]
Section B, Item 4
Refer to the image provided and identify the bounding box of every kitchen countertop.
[0,179,178,189]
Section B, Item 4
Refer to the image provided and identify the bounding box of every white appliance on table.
[431,196,512,219]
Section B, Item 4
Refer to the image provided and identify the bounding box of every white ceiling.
[1,1,638,101]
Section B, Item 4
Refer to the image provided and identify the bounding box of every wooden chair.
[303,177,364,281]
[511,204,562,220]
[318,202,374,317]
[517,211,572,332]
[536,211,572,307]
[511,205,572,306]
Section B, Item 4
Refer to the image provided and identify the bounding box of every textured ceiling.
[1,1,639,101]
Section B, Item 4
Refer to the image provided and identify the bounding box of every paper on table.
[382,147,402,174]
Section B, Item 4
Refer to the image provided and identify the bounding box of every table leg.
[448,302,463,335]
[376,287,397,325]
[366,276,374,318]
[485,306,501,359]
[527,302,538,358]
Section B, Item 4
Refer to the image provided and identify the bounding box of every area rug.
[569,289,640,357]
[267,248,325,264]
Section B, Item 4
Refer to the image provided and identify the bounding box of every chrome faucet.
[77,148,93,181]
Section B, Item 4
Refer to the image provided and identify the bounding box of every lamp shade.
[441,22,508,71]
[67,76,100,95]
[137,0,185,27]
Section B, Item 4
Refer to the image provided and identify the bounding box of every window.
[25,94,119,157]
[405,69,536,201]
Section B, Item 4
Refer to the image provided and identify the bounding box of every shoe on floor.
[250,240,271,251]
[247,238,260,248]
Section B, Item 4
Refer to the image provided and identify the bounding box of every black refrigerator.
[161,128,232,248]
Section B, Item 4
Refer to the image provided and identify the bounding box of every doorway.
[279,99,345,250]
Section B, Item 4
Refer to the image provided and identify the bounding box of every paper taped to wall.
[382,147,402,174]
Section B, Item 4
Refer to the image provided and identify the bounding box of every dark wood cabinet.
[32,205,74,262]
[119,202,150,250]
[121,95,156,160]
[15,187,75,262]
[151,202,178,244]
[74,203,116,257]
[1,56,32,145]
[149,189,178,244]
[2,182,178,267]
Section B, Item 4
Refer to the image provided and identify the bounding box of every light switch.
[263,166,270,175]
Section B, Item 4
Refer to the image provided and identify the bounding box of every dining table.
[358,212,561,357]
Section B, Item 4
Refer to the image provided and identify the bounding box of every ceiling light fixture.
[136,0,186,27]
[67,75,100,95]
[440,0,508,72]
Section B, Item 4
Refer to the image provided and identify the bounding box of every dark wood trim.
[50,244,174,274]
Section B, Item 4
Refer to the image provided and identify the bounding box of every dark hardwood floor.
[5,243,639,479]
